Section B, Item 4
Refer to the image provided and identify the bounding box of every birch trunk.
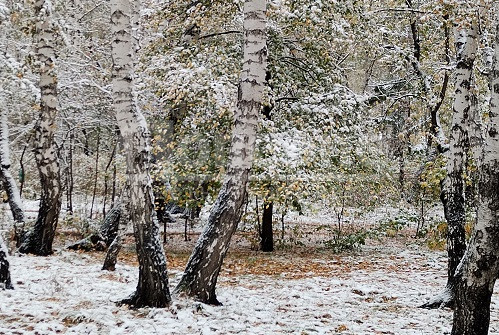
[441,16,479,283]
[0,108,25,236]
[421,4,487,310]
[19,0,62,256]
[451,8,499,334]
[175,0,267,305]
[111,0,171,307]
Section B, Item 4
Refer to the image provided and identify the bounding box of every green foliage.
[377,213,416,236]
[322,230,369,253]
[418,155,446,201]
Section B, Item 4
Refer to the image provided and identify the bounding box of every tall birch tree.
[422,1,489,310]
[450,6,499,334]
[439,6,480,298]
[111,0,171,307]
[19,0,62,256]
[175,0,267,305]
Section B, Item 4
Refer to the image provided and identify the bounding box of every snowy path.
[0,242,498,334]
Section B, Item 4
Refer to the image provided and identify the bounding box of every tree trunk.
[66,201,121,252]
[19,0,62,256]
[0,235,13,290]
[66,129,74,215]
[103,199,127,271]
[103,142,117,217]
[421,4,485,311]
[451,8,499,333]
[0,108,25,242]
[441,16,480,281]
[175,0,267,305]
[89,130,100,220]
[260,201,273,252]
[111,0,171,307]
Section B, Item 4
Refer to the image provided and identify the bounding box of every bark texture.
[441,18,479,282]
[451,9,499,334]
[111,0,171,307]
[19,0,62,256]
[103,196,128,271]
[175,0,267,305]
[0,235,13,290]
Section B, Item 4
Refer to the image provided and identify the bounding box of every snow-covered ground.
[1,238,497,335]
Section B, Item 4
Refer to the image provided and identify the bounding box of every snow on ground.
[2,239,498,335]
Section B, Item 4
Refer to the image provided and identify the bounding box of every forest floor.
[1,217,499,334]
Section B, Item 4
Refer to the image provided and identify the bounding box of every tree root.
[419,287,454,309]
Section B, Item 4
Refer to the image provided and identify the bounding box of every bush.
[322,230,369,253]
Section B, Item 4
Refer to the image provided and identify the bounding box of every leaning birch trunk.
[451,9,499,333]
[103,195,128,271]
[175,0,267,305]
[0,108,25,243]
[19,0,62,256]
[111,0,171,307]
[0,234,13,290]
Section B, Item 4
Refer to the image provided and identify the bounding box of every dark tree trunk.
[99,201,121,245]
[89,131,100,220]
[441,179,466,279]
[0,236,13,290]
[66,129,74,215]
[103,198,127,271]
[102,235,122,271]
[103,143,117,217]
[175,178,249,305]
[66,201,121,251]
[19,183,62,255]
[19,137,30,198]
[260,201,273,252]
[452,275,494,335]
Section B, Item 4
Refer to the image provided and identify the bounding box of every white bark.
[176,0,267,304]
[111,0,171,307]
[451,6,499,333]
[441,13,480,280]
[19,0,62,255]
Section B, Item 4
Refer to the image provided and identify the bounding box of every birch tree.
[439,6,480,299]
[111,0,171,307]
[421,1,489,310]
[19,0,62,256]
[175,0,267,305]
[450,6,499,333]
